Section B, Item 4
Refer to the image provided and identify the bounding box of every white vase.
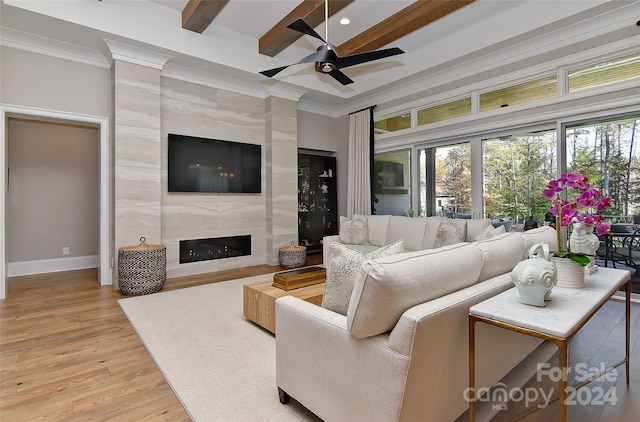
[552,256,585,289]
[569,222,600,274]
[512,243,557,307]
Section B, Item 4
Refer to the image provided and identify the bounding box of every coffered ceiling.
[1,0,638,114]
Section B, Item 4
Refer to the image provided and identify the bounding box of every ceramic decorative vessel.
[512,243,557,307]
[569,222,600,274]
[552,256,585,288]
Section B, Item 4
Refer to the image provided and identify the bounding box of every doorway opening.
[1,105,111,299]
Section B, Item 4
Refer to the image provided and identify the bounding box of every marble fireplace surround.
[110,44,300,287]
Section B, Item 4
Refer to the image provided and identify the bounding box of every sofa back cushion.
[422,218,492,248]
[421,217,444,249]
[465,218,493,241]
[473,232,526,282]
[519,226,558,259]
[355,214,391,247]
[386,216,428,251]
[346,243,484,338]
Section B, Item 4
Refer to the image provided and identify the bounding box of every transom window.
[568,51,640,93]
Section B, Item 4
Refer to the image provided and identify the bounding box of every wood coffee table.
[243,278,325,333]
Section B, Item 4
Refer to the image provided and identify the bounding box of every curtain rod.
[348,104,376,115]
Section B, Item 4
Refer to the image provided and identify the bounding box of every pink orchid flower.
[545,172,613,252]
[596,196,611,212]
[543,179,563,199]
[562,173,589,190]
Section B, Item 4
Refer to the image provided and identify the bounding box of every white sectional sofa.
[322,214,495,267]
[276,225,558,422]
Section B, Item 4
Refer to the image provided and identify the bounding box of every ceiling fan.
[259,0,404,85]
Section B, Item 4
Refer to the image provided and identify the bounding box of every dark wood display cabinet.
[298,152,338,254]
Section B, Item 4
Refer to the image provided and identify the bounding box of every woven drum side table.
[118,237,167,296]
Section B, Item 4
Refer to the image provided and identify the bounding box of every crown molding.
[0,27,110,68]
[160,63,306,102]
[102,38,172,70]
[160,63,264,99]
[265,85,307,102]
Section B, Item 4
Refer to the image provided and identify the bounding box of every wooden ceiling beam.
[259,0,354,57]
[338,0,475,56]
[182,0,230,33]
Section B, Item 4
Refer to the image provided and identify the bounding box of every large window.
[566,115,640,221]
[482,131,557,229]
[418,143,471,217]
[373,150,412,216]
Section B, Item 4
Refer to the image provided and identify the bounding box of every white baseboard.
[8,255,99,277]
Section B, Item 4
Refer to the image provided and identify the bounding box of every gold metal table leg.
[626,279,630,385]
[557,339,568,422]
[469,315,476,422]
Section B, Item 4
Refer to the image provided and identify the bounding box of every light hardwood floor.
[0,256,319,421]
[1,257,637,421]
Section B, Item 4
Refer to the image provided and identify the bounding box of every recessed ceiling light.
[340,18,350,25]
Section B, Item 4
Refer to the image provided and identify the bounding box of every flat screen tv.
[168,133,261,193]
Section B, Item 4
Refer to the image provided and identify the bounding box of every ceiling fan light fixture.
[319,62,336,73]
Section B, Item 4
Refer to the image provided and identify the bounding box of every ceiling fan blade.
[287,18,326,44]
[260,49,334,78]
[328,69,354,85]
[259,66,290,78]
[336,47,405,69]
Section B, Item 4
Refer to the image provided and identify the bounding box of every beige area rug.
[118,273,321,422]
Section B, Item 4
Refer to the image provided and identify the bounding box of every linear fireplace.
[179,235,251,264]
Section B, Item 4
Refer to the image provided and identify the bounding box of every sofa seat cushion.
[346,243,484,338]
[339,216,369,245]
[333,244,381,255]
[322,240,405,315]
[386,216,428,251]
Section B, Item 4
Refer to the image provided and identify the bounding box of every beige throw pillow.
[321,240,405,315]
[474,224,506,241]
[433,219,467,248]
[339,216,369,245]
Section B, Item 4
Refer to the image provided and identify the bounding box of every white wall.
[0,47,112,117]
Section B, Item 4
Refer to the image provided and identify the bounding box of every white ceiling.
[1,0,639,114]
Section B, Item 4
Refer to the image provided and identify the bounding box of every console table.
[468,267,631,422]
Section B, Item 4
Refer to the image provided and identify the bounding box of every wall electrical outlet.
[63,247,70,255]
